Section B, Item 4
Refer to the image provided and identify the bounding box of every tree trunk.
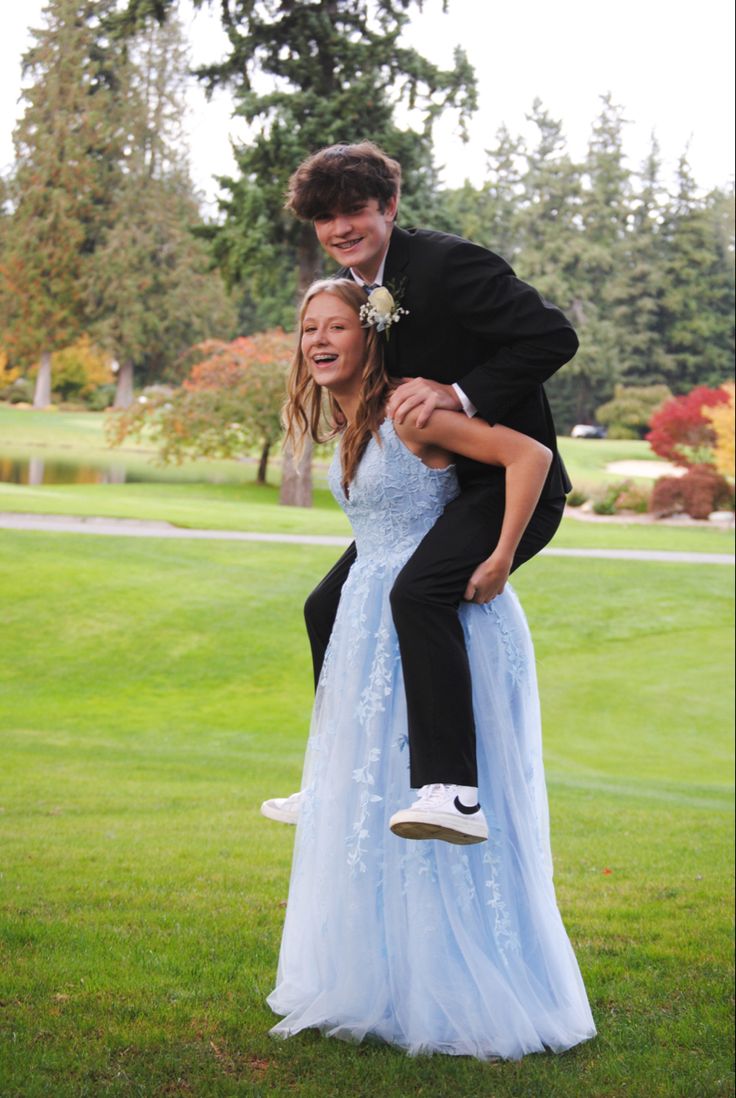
[297,224,322,295]
[114,358,135,408]
[279,436,313,507]
[279,228,321,506]
[257,440,270,484]
[33,350,52,408]
[28,457,44,485]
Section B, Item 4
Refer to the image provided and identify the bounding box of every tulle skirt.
[267,566,596,1060]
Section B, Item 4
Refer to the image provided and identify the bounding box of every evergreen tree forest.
[440,97,734,430]
[1,0,733,440]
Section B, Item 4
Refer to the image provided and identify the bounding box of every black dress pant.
[304,483,565,789]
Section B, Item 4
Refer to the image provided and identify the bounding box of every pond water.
[0,456,130,485]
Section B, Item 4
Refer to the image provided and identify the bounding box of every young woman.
[268,279,595,1060]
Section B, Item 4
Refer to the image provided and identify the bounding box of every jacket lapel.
[381,226,411,376]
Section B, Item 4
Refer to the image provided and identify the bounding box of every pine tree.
[517,101,583,307]
[442,125,525,260]
[660,155,735,392]
[1,0,120,405]
[512,103,585,430]
[90,13,236,406]
[549,94,632,426]
[605,136,674,389]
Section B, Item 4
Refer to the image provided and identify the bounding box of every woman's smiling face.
[301,292,366,395]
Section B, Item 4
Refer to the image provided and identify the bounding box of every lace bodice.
[328,419,459,564]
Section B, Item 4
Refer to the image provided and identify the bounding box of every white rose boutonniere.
[359,283,408,339]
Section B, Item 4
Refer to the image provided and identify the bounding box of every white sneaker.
[389,784,488,844]
[260,790,303,825]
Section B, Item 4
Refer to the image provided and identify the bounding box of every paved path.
[1,511,733,565]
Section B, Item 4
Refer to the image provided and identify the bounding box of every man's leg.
[390,486,564,790]
[304,542,357,688]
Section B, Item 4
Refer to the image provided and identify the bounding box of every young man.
[261,141,575,842]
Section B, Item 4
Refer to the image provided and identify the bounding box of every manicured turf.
[0,403,696,494]
[556,436,668,487]
[2,406,734,556]
[3,476,735,557]
[1,531,733,1097]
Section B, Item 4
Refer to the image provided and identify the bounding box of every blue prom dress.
[268,419,596,1060]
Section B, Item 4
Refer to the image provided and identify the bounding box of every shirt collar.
[349,253,387,288]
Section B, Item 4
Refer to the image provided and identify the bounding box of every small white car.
[571,424,606,439]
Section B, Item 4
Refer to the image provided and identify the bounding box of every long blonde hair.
[283,278,391,493]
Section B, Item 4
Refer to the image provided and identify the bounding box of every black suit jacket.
[341,224,574,499]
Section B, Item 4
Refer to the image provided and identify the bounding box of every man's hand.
[463,550,513,604]
[387,377,461,428]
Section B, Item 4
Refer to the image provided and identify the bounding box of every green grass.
[0,407,677,493]
[0,403,698,494]
[556,437,668,488]
[1,405,734,555]
[0,405,679,485]
[0,532,733,1097]
[1,477,733,554]
[0,479,348,535]
[0,404,302,487]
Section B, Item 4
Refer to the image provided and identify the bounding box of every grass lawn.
[1,406,734,557]
[0,404,688,481]
[0,406,681,493]
[0,405,280,487]
[556,437,667,488]
[0,531,733,1098]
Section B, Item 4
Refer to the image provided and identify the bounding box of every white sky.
[1,0,734,215]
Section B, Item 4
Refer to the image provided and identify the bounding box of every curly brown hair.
[285,142,401,221]
[283,279,392,494]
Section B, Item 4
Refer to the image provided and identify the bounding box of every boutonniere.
[359,280,409,339]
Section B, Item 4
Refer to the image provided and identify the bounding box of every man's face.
[313,195,398,282]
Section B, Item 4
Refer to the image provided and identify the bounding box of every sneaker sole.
[389,814,487,844]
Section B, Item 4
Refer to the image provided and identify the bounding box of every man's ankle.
[456,784,479,807]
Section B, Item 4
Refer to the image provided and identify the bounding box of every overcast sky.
[2,0,734,213]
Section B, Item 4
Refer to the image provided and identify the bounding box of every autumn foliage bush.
[107,330,294,482]
[702,382,735,478]
[646,385,731,468]
[649,465,734,520]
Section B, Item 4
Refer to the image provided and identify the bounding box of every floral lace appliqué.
[450,852,477,912]
[483,840,521,963]
[484,600,526,687]
[328,422,460,875]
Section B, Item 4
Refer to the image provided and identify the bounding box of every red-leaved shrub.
[646,386,731,468]
[649,464,735,520]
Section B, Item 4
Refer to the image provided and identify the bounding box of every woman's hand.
[463,549,513,604]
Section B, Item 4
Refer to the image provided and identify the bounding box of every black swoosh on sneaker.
[453,797,481,815]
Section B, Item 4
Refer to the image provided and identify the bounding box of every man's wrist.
[452,383,477,417]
